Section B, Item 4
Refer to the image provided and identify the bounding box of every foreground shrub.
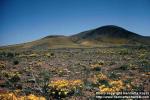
[0,92,46,100]
[19,94,46,100]
[9,74,20,83]
[0,92,17,100]
[0,61,6,69]
[7,52,14,58]
[120,64,129,70]
[13,60,19,65]
[99,80,124,93]
[48,79,83,98]
[90,61,104,71]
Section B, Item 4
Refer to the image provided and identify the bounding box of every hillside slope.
[0,25,150,50]
[71,25,150,45]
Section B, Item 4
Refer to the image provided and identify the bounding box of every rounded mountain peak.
[73,25,140,39]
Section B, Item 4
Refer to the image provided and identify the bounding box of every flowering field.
[0,46,150,99]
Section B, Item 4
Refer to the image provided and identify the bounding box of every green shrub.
[0,52,6,57]
[9,74,20,83]
[7,52,14,58]
[50,53,54,56]
[98,79,109,87]
[92,67,101,71]
[120,64,129,70]
[108,72,119,79]
[13,60,19,65]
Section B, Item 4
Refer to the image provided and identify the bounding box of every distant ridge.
[43,35,65,39]
[0,25,150,50]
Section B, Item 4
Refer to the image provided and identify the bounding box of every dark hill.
[71,25,150,45]
[72,25,140,38]
[0,25,150,50]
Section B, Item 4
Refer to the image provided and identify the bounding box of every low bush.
[48,79,83,98]
[13,60,19,65]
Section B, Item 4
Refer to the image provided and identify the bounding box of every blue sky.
[0,0,150,46]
